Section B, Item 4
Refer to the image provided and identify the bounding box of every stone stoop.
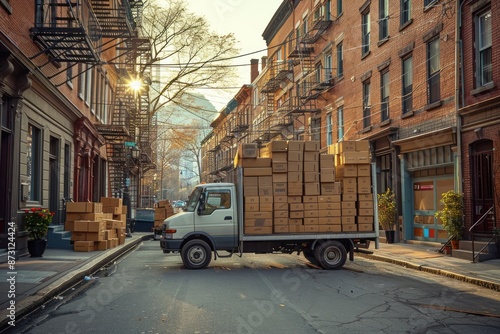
[452,240,499,262]
[47,225,73,250]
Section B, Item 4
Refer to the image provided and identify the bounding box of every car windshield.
[184,187,202,212]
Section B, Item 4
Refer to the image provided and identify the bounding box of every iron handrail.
[469,206,494,263]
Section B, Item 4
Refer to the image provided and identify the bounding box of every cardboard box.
[287,161,303,172]
[287,196,302,203]
[244,186,259,196]
[244,167,272,176]
[245,196,259,204]
[289,225,305,233]
[274,225,289,233]
[245,212,273,219]
[66,213,106,222]
[273,182,288,197]
[71,232,87,241]
[274,202,288,210]
[318,195,341,203]
[287,140,304,151]
[258,186,273,196]
[237,157,272,168]
[318,202,341,210]
[64,221,75,232]
[260,203,273,211]
[304,172,319,183]
[304,225,319,232]
[274,218,288,225]
[244,177,259,187]
[357,176,372,194]
[357,164,371,176]
[287,151,304,162]
[304,182,320,195]
[304,210,319,218]
[245,203,260,211]
[304,141,320,152]
[103,206,121,215]
[304,217,319,225]
[74,241,94,252]
[87,221,105,232]
[342,216,356,225]
[320,169,336,182]
[288,183,303,196]
[320,154,335,169]
[269,152,287,161]
[358,193,373,201]
[358,216,374,224]
[104,219,121,229]
[86,231,105,242]
[156,200,170,208]
[319,217,341,225]
[288,218,303,226]
[73,220,89,232]
[244,218,273,227]
[258,176,273,187]
[336,165,358,178]
[96,240,108,251]
[288,172,303,183]
[358,223,374,232]
[245,226,273,235]
[289,203,304,211]
[341,201,356,209]
[101,197,123,208]
[335,141,357,153]
[342,178,357,194]
[259,196,273,205]
[289,211,304,219]
[358,200,374,209]
[321,182,342,195]
[266,140,288,152]
[238,143,258,158]
[272,173,288,183]
[304,161,319,172]
[355,140,370,152]
[303,196,318,203]
[66,202,102,213]
[358,208,374,216]
[342,224,357,232]
[342,194,357,201]
[274,196,288,203]
[274,211,288,218]
[340,151,370,164]
[272,161,288,173]
[319,225,342,232]
[342,208,357,216]
[304,151,319,162]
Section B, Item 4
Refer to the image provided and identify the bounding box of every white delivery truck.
[160,168,379,270]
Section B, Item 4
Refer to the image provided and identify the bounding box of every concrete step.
[47,225,73,250]
[451,249,497,262]
[459,240,498,254]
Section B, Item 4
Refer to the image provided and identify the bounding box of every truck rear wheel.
[181,240,212,269]
[314,241,347,270]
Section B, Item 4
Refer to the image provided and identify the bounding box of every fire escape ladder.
[30,0,102,64]
[91,0,135,37]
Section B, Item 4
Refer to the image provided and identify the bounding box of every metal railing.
[469,206,495,262]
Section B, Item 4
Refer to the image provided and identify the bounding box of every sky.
[185,0,284,110]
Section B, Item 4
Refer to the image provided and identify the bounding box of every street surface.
[9,240,500,334]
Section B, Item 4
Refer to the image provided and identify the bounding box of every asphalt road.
[10,240,500,334]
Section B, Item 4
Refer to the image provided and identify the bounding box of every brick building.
[0,1,152,255]
[201,0,499,245]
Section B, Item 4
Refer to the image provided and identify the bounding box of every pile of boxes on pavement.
[154,200,175,230]
[65,197,127,252]
[235,140,374,235]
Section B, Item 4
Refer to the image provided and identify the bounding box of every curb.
[0,235,150,331]
[356,251,500,292]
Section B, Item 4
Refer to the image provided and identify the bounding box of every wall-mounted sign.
[414,183,433,190]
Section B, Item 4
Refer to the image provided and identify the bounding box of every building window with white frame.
[476,9,492,87]
[381,70,390,121]
[362,80,371,128]
[379,0,389,41]
[361,10,370,56]
[402,56,413,114]
[401,0,411,26]
[337,42,343,78]
[427,38,440,104]
[326,113,333,145]
[337,106,344,141]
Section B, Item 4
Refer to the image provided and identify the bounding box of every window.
[402,56,413,114]
[203,189,231,215]
[27,123,42,202]
[311,117,321,141]
[424,0,437,8]
[362,11,370,56]
[337,0,343,16]
[379,0,389,40]
[337,106,344,141]
[363,80,371,128]
[66,63,73,87]
[253,87,259,107]
[325,0,331,20]
[325,52,333,80]
[427,38,440,104]
[401,0,411,26]
[381,71,390,121]
[476,10,492,87]
[336,42,343,78]
[302,16,308,36]
[326,113,333,145]
[315,62,322,84]
[78,64,84,99]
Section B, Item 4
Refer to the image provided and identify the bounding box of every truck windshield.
[184,187,202,212]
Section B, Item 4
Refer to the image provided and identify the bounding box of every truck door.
[196,187,237,249]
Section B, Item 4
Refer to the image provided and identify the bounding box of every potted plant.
[24,207,54,257]
[434,190,464,249]
[377,188,397,243]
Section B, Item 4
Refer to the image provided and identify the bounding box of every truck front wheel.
[314,241,347,270]
[181,239,212,269]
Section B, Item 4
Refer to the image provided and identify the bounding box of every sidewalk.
[0,233,151,330]
[1,236,499,330]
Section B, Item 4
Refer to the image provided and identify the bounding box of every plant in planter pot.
[378,188,397,243]
[434,190,464,249]
[24,207,54,257]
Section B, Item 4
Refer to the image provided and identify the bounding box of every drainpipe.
[455,0,464,193]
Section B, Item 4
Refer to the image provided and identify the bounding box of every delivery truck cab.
[160,182,377,270]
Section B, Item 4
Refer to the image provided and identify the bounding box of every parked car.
[173,200,185,209]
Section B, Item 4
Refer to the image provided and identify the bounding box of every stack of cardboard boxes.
[236,140,374,235]
[154,200,175,229]
[64,197,127,252]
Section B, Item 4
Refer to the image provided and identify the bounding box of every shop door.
[470,140,495,231]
